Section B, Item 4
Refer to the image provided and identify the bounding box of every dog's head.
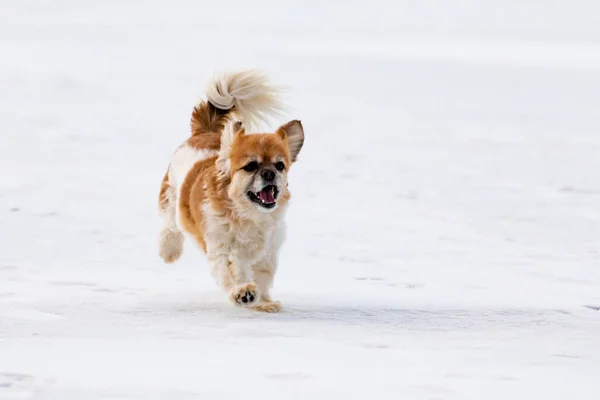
[217,120,304,215]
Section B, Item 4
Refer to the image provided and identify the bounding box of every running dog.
[157,69,304,312]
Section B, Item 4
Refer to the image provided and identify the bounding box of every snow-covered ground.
[2,1,600,398]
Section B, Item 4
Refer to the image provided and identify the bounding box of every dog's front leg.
[226,248,260,307]
[207,253,259,307]
[206,249,258,307]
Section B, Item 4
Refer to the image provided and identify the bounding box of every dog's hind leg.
[158,169,184,263]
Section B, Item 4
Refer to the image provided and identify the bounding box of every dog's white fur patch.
[169,146,218,191]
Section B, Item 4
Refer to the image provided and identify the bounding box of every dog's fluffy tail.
[190,69,286,136]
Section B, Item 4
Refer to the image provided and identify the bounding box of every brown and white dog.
[157,70,304,312]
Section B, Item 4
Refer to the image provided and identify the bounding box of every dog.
[157,69,304,312]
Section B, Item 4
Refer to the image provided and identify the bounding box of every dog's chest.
[203,207,276,261]
[232,221,275,258]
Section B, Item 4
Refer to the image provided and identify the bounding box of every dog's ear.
[217,121,245,179]
[276,120,304,162]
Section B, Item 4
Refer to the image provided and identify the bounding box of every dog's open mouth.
[247,185,279,208]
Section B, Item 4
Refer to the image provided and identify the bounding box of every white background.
[1,1,600,398]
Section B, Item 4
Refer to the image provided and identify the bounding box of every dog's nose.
[261,169,275,181]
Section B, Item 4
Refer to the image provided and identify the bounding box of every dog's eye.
[242,161,259,172]
[275,161,285,171]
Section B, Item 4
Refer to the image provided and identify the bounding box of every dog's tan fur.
[157,70,304,312]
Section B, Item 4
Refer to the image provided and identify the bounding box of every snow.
[2,0,600,398]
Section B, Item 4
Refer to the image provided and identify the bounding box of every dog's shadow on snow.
[256,304,570,330]
[161,299,573,331]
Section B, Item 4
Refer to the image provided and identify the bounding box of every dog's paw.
[230,283,260,307]
[159,229,184,263]
[252,301,282,313]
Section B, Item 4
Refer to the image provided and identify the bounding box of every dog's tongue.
[259,188,275,204]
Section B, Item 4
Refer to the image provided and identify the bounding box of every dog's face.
[225,120,304,215]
